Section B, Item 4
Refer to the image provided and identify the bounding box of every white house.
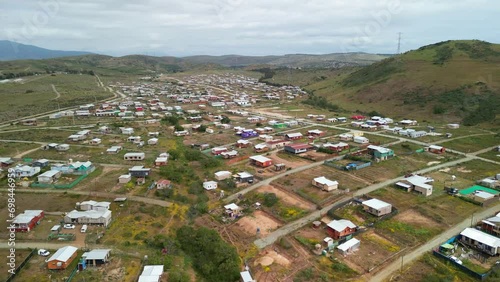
[37,170,62,184]
[89,138,102,145]
[120,127,135,135]
[64,210,112,227]
[147,138,159,145]
[139,265,164,282]
[460,228,500,256]
[124,152,145,161]
[203,181,218,190]
[362,199,392,217]
[13,165,41,178]
[312,176,339,191]
[106,146,122,154]
[337,238,360,256]
[214,171,232,181]
[353,136,369,144]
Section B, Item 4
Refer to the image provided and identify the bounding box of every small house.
[106,146,122,154]
[13,165,41,178]
[471,191,496,203]
[367,145,394,161]
[37,170,62,184]
[236,139,251,148]
[124,152,145,161]
[118,174,131,184]
[64,210,112,227]
[235,172,254,183]
[11,210,44,232]
[284,143,313,154]
[174,130,189,137]
[312,176,339,191]
[337,238,360,256]
[323,142,349,152]
[254,143,269,153]
[353,136,369,144]
[212,147,228,155]
[154,157,168,166]
[326,219,357,240]
[307,129,325,137]
[120,127,135,135]
[221,150,238,159]
[224,203,241,218]
[285,132,303,140]
[249,155,273,168]
[214,171,232,181]
[56,144,70,151]
[89,138,102,145]
[82,249,111,267]
[46,246,78,270]
[447,124,460,129]
[395,175,434,196]
[127,136,142,143]
[139,265,164,282]
[32,159,49,168]
[427,145,445,154]
[362,199,392,217]
[459,228,500,256]
[240,271,255,282]
[266,139,291,150]
[339,133,353,141]
[156,179,171,189]
[129,166,151,177]
[203,181,218,190]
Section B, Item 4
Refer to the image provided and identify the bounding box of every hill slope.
[0,40,92,61]
[305,40,500,124]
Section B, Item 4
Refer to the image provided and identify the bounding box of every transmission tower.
[397,32,402,54]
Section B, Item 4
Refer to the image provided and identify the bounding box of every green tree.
[221,116,231,124]
[176,226,240,282]
[263,193,279,207]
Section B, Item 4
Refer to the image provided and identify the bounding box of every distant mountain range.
[0,40,390,68]
[0,40,92,61]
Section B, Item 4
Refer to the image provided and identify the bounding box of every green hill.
[305,40,500,125]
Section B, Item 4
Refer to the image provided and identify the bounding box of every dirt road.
[369,202,500,282]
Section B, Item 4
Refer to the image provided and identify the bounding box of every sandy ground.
[234,210,281,236]
[258,185,316,210]
[254,250,291,267]
[394,209,440,229]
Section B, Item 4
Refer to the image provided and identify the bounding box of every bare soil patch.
[394,209,441,229]
[233,210,282,236]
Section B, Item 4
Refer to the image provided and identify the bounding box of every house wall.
[326,227,355,240]
[47,252,78,270]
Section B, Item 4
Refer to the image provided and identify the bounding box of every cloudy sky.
[1,0,498,56]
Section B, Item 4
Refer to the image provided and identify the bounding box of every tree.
[176,226,240,282]
[197,124,207,132]
[220,116,231,124]
[263,193,279,207]
[174,124,184,132]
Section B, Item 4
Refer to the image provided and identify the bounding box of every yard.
[439,133,499,153]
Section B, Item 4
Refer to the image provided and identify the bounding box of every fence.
[30,173,89,189]
[433,250,489,280]
[5,249,37,282]
[66,267,78,282]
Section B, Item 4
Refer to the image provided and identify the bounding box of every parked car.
[63,224,75,229]
[38,249,50,257]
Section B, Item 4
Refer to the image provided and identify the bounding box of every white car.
[63,224,75,229]
[38,249,50,257]
[450,255,463,265]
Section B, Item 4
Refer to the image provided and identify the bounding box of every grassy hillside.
[305,40,500,124]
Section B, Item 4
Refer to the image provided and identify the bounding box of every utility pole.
[397,32,402,55]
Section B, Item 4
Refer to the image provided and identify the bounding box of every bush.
[263,193,279,207]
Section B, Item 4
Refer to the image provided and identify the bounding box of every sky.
[1,0,499,57]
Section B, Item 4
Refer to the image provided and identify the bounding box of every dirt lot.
[393,209,441,229]
[269,151,311,169]
[257,185,316,210]
[342,230,403,275]
[232,210,282,236]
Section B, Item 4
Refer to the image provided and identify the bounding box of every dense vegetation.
[177,226,241,282]
[302,95,340,111]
